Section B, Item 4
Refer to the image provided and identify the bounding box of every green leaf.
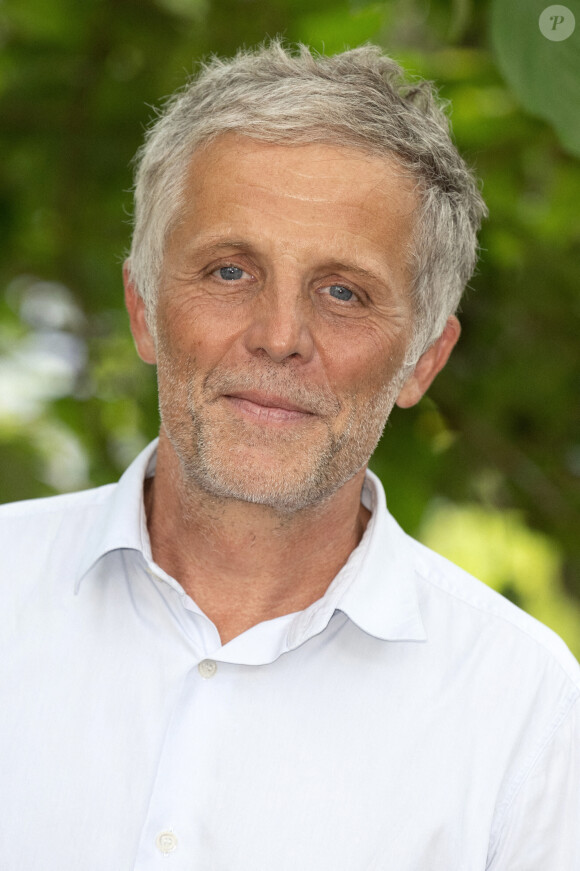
[490,0,580,157]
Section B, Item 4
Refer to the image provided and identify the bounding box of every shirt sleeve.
[487,693,580,871]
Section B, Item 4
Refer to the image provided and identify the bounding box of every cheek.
[324,324,404,385]
[159,296,242,366]
[331,344,408,417]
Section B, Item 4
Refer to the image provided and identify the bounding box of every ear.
[396,315,461,409]
[123,261,157,365]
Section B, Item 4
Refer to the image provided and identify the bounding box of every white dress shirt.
[1,439,579,871]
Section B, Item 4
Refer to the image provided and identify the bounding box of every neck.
[145,434,371,645]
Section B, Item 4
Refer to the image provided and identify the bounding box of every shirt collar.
[282,468,426,647]
[334,468,426,641]
[76,440,426,643]
[74,439,159,591]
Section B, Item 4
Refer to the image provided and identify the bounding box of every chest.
[2,640,500,870]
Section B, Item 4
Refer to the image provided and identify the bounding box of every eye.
[214,265,250,281]
[320,284,358,303]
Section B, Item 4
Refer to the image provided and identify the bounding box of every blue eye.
[328,285,354,302]
[218,266,245,280]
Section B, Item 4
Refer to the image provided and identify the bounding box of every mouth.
[223,391,316,424]
[226,390,313,413]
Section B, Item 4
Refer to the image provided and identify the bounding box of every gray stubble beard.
[157,347,406,517]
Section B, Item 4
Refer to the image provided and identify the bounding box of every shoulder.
[0,484,115,519]
[0,485,116,590]
[0,485,116,541]
[407,533,580,689]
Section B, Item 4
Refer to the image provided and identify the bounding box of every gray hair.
[128,39,487,363]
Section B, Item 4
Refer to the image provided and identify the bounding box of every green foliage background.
[1,0,579,654]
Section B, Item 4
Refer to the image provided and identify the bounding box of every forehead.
[178,132,418,234]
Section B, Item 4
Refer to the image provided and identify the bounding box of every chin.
[184,441,368,515]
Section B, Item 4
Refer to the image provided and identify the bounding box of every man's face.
[130,134,422,512]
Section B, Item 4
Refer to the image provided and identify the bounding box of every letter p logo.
[539,5,576,40]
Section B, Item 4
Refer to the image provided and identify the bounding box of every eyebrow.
[186,238,255,256]
[323,260,385,285]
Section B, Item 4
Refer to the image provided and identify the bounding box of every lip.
[224,391,314,415]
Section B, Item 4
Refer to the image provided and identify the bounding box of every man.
[1,41,578,870]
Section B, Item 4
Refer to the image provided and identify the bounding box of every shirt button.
[156,831,178,854]
[198,659,218,679]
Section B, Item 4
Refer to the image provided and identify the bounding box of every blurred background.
[1,0,579,654]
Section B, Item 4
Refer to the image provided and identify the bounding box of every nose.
[242,277,316,364]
